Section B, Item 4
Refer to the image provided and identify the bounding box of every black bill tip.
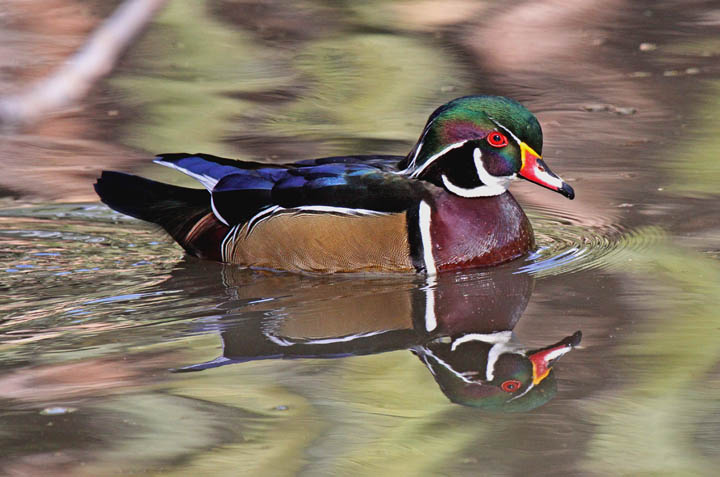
[560,182,575,200]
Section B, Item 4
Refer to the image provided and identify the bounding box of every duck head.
[399,95,574,200]
[413,330,581,412]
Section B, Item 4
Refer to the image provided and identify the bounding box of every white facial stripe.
[450,331,513,351]
[441,175,509,198]
[402,115,440,172]
[508,382,535,402]
[406,140,468,178]
[488,117,523,146]
[418,201,436,275]
[441,148,515,198]
[449,332,523,381]
[409,140,424,167]
[416,347,476,384]
[485,342,526,381]
[474,148,517,190]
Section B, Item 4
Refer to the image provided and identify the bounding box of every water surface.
[2,0,720,475]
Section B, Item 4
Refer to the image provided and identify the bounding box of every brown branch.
[0,0,168,127]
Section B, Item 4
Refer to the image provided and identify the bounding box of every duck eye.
[500,379,522,393]
[487,132,508,148]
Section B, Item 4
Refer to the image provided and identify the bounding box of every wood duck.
[95,95,574,274]
[171,263,581,411]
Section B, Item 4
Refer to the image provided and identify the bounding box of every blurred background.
[1,0,720,475]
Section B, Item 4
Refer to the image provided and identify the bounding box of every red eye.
[501,380,522,393]
[487,132,508,148]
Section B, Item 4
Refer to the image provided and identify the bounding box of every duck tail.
[94,171,224,259]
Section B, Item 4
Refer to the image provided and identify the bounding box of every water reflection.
[174,264,581,412]
[1,0,719,472]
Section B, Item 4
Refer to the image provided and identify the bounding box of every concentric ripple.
[518,205,664,277]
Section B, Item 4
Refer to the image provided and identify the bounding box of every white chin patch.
[441,148,515,198]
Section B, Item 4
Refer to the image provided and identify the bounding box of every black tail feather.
[94,171,211,246]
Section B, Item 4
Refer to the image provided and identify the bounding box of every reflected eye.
[487,132,508,148]
[500,379,522,393]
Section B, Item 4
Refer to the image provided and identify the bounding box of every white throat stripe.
[441,148,515,198]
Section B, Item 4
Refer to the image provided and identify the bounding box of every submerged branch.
[0,0,168,127]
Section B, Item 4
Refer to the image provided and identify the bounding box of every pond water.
[2,0,720,475]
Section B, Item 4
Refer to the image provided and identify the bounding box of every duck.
[95,95,574,274]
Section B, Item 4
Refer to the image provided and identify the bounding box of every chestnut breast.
[427,191,535,271]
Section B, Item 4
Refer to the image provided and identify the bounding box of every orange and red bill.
[528,330,582,385]
[519,142,575,199]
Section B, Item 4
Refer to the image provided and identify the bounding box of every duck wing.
[155,153,427,226]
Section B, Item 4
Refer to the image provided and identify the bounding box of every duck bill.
[518,143,575,199]
[528,331,582,385]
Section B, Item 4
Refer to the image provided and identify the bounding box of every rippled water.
[522,205,665,277]
[2,0,720,475]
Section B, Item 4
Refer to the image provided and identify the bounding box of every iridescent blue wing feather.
[155,153,426,226]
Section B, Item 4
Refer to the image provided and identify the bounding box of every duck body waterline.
[95,95,574,274]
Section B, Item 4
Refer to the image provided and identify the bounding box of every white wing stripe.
[153,158,219,190]
[210,194,229,226]
[242,205,390,238]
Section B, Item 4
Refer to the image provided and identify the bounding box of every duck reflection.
[173,263,580,412]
